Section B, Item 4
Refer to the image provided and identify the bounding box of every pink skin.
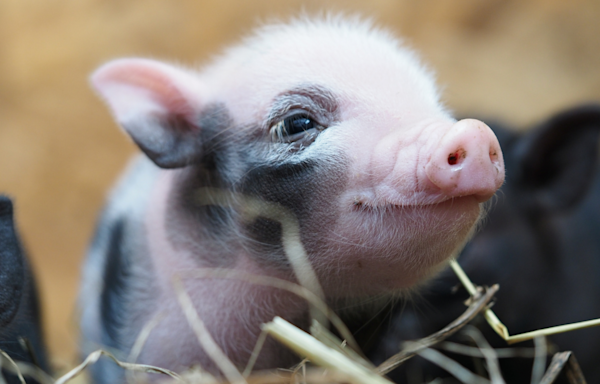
[85,18,505,376]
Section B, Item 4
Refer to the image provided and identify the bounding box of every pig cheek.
[320,198,482,295]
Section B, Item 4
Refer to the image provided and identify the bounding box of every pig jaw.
[317,195,482,297]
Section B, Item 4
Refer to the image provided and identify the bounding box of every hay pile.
[0,263,590,383]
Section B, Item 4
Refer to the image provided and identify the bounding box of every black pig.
[0,196,49,383]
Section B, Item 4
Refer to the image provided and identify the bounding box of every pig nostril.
[490,149,498,162]
[447,149,466,166]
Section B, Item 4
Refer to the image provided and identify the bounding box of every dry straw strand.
[531,337,548,384]
[263,317,392,384]
[242,328,268,377]
[450,259,600,344]
[438,341,542,359]
[176,268,360,354]
[172,276,247,384]
[0,350,26,384]
[416,348,490,384]
[54,349,181,384]
[377,284,499,375]
[462,327,505,384]
[539,351,588,384]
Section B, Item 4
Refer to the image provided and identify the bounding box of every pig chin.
[319,195,482,297]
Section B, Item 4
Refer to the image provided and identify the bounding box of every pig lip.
[351,195,479,211]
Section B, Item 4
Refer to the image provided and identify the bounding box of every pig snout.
[425,119,505,202]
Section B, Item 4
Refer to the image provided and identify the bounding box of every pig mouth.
[350,194,480,211]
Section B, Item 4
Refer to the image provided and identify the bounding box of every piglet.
[79,17,505,383]
[0,196,49,383]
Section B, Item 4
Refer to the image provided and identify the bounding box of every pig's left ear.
[91,58,207,168]
[513,105,600,211]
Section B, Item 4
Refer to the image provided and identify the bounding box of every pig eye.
[284,114,316,134]
[270,113,322,144]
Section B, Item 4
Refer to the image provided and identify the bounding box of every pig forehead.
[201,21,443,124]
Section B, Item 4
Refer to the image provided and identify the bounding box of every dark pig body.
[369,105,600,383]
[0,196,49,383]
[80,17,505,382]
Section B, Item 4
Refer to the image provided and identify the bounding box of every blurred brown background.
[1,0,599,370]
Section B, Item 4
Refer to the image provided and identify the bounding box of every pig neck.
[143,169,309,371]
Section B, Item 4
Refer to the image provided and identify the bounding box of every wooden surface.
[1,0,599,370]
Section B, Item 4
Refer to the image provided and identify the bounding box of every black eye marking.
[270,113,323,144]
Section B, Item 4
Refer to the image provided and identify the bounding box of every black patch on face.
[245,217,283,253]
[167,104,244,242]
[172,183,239,243]
[166,104,249,264]
[239,158,347,266]
[100,218,129,349]
[197,104,241,175]
[167,98,348,268]
[241,160,318,213]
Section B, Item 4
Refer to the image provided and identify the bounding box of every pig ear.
[513,105,600,211]
[91,58,206,168]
